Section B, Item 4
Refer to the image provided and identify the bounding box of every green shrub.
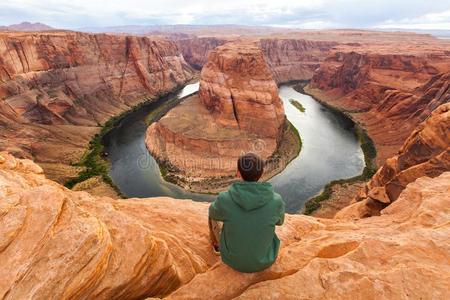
[289,99,306,112]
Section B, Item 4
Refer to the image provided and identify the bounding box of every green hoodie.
[209,181,285,273]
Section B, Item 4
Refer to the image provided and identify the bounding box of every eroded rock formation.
[175,37,228,69]
[336,102,450,219]
[0,152,213,299]
[260,38,337,83]
[174,37,337,83]
[198,43,285,138]
[1,152,449,299]
[0,31,194,183]
[146,42,296,192]
[307,51,450,166]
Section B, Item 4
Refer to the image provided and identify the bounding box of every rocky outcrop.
[0,152,213,299]
[260,39,337,83]
[146,42,295,192]
[1,152,449,299]
[175,37,227,69]
[0,31,194,182]
[198,43,285,138]
[336,102,450,219]
[307,50,450,165]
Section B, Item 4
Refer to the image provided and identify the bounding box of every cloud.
[376,9,450,30]
[0,0,449,30]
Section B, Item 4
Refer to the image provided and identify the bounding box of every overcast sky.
[1,0,450,30]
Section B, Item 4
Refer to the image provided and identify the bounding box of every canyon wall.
[307,50,450,166]
[175,37,228,69]
[260,38,337,83]
[1,151,449,299]
[175,37,337,83]
[146,42,295,192]
[0,31,194,182]
[336,102,450,219]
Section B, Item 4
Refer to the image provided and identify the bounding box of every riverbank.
[152,117,302,194]
[296,82,378,215]
[64,81,196,196]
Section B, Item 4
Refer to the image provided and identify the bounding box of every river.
[103,83,365,213]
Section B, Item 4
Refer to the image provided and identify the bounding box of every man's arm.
[209,194,227,221]
[276,198,285,226]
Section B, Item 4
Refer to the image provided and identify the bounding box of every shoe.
[213,244,220,256]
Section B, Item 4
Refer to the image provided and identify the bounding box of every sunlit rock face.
[146,42,286,186]
[336,102,450,219]
[1,152,449,299]
[0,31,194,182]
[0,152,213,299]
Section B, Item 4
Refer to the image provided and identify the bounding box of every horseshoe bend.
[145,42,300,193]
[0,19,450,300]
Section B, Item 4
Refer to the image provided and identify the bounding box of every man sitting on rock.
[209,152,285,273]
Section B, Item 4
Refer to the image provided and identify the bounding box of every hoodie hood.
[228,181,274,211]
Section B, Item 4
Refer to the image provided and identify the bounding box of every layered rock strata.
[175,37,228,69]
[175,37,337,83]
[336,102,450,219]
[307,52,450,166]
[260,38,337,83]
[146,42,297,192]
[0,31,194,183]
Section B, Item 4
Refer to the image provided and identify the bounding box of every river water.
[103,83,365,213]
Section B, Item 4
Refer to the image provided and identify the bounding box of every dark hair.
[237,153,265,182]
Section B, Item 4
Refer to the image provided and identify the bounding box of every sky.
[1,0,450,30]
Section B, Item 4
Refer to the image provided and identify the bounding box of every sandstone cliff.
[260,39,337,83]
[336,102,450,219]
[0,31,194,183]
[175,37,228,69]
[146,42,297,192]
[1,151,449,299]
[307,50,450,166]
[175,37,337,83]
[198,43,285,138]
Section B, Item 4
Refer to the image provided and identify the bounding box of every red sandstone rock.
[2,152,449,299]
[0,31,194,182]
[260,38,337,83]
[336,102,450,219]
[307,50,450,166]
[198,42,285,138]
[174,37,337,83]
[175,37,228,69]
[146,42,287,186]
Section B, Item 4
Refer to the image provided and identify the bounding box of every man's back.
[209,181,285,273]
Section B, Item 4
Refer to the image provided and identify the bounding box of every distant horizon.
[1,1,450,31]
[3,21,450,36]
